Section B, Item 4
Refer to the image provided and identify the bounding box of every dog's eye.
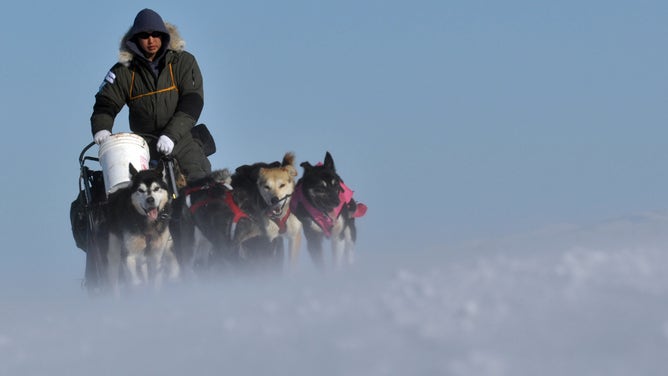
[279,183,286,188]
[153,187,161,193]
[137,188,146,194]
[264,185,271,191]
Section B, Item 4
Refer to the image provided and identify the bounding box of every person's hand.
[94,130,111,144]
[157,135,175,155]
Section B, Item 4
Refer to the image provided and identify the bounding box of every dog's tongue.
[147,208,159,220]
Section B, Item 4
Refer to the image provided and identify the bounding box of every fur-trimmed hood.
[119,22,186,66]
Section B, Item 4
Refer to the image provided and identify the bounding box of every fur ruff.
[118,22,186,66]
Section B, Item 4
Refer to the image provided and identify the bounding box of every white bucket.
[98,133,150,195]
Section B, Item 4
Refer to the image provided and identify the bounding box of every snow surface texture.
[2,212,668,375]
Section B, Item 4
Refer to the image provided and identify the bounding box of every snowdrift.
[2,211,668,375]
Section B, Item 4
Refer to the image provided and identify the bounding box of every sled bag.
[69,170,106,252]
[70,191,89,252]
[191,123,216,157]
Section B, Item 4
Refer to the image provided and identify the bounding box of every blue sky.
[0,1,666,283]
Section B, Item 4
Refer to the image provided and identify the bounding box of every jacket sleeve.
[90,64,129,135]
[162,52,204,143]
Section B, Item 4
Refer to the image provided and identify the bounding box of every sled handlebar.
[78,133,179,198]
[78,142,97,167]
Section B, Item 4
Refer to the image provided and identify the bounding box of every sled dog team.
[101,151,367,294]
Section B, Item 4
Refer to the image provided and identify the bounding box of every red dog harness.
[184,183,249,238]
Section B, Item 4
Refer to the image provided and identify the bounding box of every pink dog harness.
[290,181,367,237]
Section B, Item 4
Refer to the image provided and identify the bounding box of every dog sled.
[70,126,214,295]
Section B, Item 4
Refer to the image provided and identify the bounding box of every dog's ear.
[282,152,295,167]
[285,165,298,178]
[129,163,139,177]
[300,161,313,171]
[323,152,335,171]
[235,164,252,176]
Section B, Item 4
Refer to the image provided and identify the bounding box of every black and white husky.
[290,152,367,269]
[105,163,180,293]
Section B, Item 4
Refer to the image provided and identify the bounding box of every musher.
[90,8,211,181]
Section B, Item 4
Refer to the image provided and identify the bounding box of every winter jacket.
[90,22,204,146]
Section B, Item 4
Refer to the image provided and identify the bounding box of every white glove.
[157,135,175,155]
[94,130,111,144]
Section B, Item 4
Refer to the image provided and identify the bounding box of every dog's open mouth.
[270,204,284,217]
[145,207,159,220]
[268,197,289,218]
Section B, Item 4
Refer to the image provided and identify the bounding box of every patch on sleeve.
[104,71,116,84]
[98,71,116,92]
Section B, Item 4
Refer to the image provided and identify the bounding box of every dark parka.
[91,9,211,180]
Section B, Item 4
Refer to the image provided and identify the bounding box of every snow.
[2,212,668,375]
